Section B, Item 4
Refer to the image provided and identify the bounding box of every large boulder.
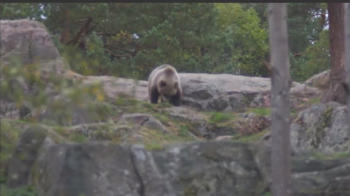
[0,19,64,72]
[82,75,149,102]
[290,102,350,155]
[0,19,73,119]
[179,73,270,111]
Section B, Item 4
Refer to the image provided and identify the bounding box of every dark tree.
[268,3,292,196]
[323,3,347,103]
[345,3,350,116]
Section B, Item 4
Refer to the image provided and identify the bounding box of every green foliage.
[208,112,234,124]
[2,3,273,79]
[178,125,193,138]
[0,57,114,126]
[291,30,330,82]
[0,3,333,81]
[310,151,350,160]
[213,4,269,76]
[262,192,272,196]
[247,107,270,116]
[0,3,44,21]
[286,3,329,82]
[308,97,321,105]
[287,3,326,54]
[0,61,49,114]
[0,120,21,183]
[0,185,37,196]
[141,125,195,151]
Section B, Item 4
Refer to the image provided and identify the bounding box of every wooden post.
[268,3,292,196]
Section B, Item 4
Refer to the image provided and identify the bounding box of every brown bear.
[148,64,182,106]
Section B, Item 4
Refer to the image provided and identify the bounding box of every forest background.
[0,3,330,81]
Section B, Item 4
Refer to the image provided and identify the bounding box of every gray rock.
[119,113,169,133]
[33,143,141,196]
[290,83,321,98]
[179,73,271,111]
[292,159,350,196]
[291,102,350,155]
[254,141,350,196]
[0,100,20,119]
[153,141,264,196]
[164,107,210,138]
[82,72,322,112]
[130,145,176,196]
[6,125,48,187]
[6,124,65,188]
[66,122,126,141]
[305,70,330,90]
[7,127,350,196]
[0,19,61,66]
[82,76,149,102]
[38,100,121,126]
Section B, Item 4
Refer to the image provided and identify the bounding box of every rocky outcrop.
[290,102,350,155]
[6,127,350,196]
[82,75,149,102]
[305,70,330,90]
[0,19,72,119]
[0,19,64,72]
[81,72,321,112]
[180,73,269,111]
[80,72,272,111]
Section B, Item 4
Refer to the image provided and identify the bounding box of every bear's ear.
[170,90,181,106]
[150,86,159,104]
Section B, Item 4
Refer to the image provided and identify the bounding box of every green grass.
[307,97,321,105]
[232,129,269,143]
[310,151,350,160]
[247,107,270,116]
[142,127,194,151]
[0,185,38,196]
[208,112,234,124]
[262,192,271,196]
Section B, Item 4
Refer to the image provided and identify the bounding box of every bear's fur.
[148,64,182,106]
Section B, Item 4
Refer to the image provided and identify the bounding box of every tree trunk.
[268,3,292,196]
[345,3,350,118]
[323,3,346,103]
[60,6,71,44]
[67,17,93,47]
